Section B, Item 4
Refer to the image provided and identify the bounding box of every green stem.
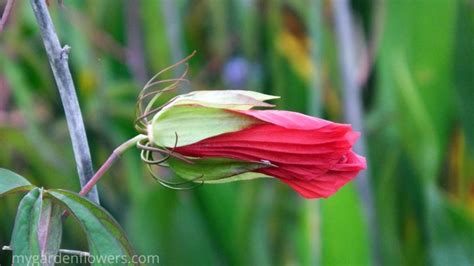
[79,134,147,196]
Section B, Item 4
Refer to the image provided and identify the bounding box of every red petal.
[270,167,363,198]
[180,123,351,145]
[175,124,354,165]
[175,148,346,165]
[258,150,366,198]
[173,109,366,199]
[278,178,336,198]
[237,109,351,130]
[185,140,351,153]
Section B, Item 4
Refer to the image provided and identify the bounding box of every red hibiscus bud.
[140,89,366,199]
[135,54,365,199]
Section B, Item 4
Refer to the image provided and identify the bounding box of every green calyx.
[149,104,260,147]
[167,157,273,183]
[146,90,278,147]
[168,90,279,110]
[142,90,278,186]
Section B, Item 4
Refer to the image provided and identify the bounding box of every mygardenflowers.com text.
[9,254,160,265]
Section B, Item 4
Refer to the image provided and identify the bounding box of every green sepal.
[169,90,279,110]
[150,105,259,147]
[168,156,273,183]
[0,168,35,197]
[203,172,272,184]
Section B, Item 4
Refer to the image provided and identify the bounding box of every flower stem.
[79,134,147,196]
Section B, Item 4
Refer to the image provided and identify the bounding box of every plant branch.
[0,0,15,33]
[30,0,99,203]
[332,0,381,265]
[79,135,147,196]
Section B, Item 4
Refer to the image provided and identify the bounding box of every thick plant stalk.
[0,0,15,33]
[30,0,99,203]
[332,0,380,265]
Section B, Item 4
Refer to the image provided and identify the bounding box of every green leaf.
[38,199,63,266]
[454,0,474,151]
[321,184,371,266]
[150,105,259,147]
[0,168,34,197]
[46,189,137,265]
[141,0,172,73]
[170,90,279,110]
[10,188,63,266]
[426,186,474,266]
[379,0,456,181]
[168,157,271,182]
[10,188,42,262]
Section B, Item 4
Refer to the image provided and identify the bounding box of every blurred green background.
[1,0,473,265]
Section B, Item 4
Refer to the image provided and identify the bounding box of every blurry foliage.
[1,0,473,265]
